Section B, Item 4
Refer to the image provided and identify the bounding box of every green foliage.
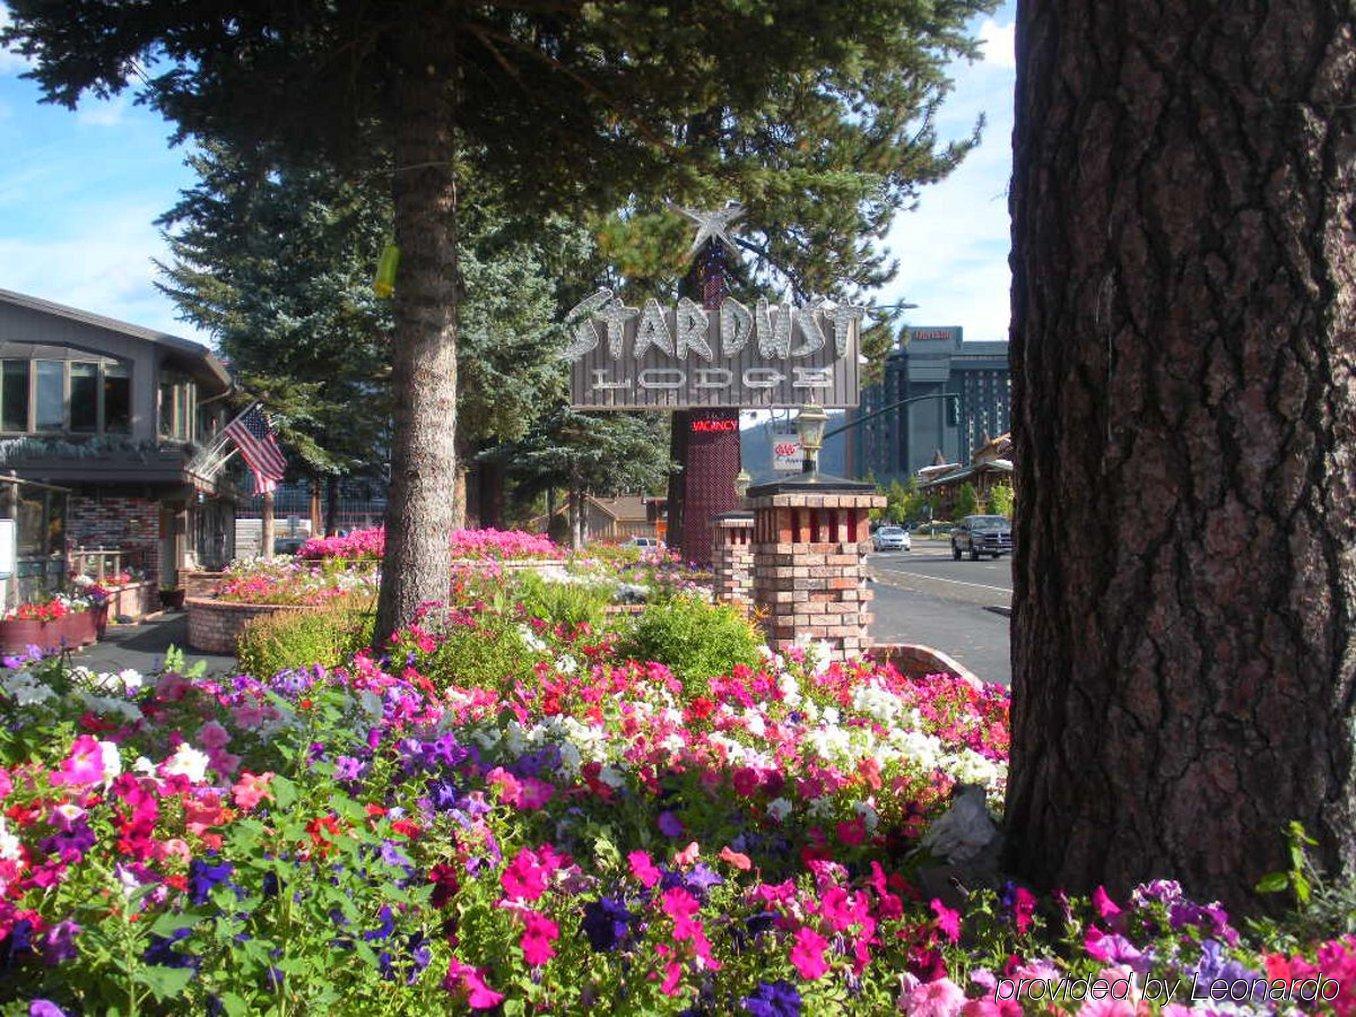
[236,600,375,677]
[987,484,1014,518]
[1253,822,1356,941]
[617,596,762,695]
[513,571,612,630]
[954,482,980,519]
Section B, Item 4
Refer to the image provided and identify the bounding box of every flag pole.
[261,488,275,560]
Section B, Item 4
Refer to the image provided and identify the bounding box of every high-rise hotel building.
[850,326,1010,482]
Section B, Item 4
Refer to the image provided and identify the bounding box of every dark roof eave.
[0,287,231,390]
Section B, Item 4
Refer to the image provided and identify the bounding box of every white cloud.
[0,205,207,343]
[76,93,132,127]
[978,17,1016,69]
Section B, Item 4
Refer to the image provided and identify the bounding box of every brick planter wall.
[186,598,323,655]
[871,643,983,685]
[749,489,885,661]
[179,570,227,599]
[711,512,754,604]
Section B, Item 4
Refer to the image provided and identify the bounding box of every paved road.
[867,547,1013,685]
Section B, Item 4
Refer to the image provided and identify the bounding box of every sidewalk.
[71,612,237,676]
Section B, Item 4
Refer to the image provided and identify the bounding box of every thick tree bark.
[325,476,340,536]
[1005,0,1356,909]
[374,55,459,645]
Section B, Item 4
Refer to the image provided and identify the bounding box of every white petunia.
[161,743,210,783]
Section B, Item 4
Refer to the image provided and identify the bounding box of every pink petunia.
[51,736,119,787]
[500,847,551,902]
[231,772,274,811]
[674,841,700,866]
[904,977,967,1017]
[1091,885,1121,922]
[195,720,231,751]
[930,898,962,944]
[519,910,558,966]
[790,926,830,980]
[718,846,752,871]
[444,958,505,1010]
[628,849,661,888]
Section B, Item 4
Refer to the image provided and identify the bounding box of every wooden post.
[261,490,276,560]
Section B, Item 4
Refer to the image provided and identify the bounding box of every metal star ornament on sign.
[670,201,745,259]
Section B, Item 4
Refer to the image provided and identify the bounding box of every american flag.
[224,404,287,495]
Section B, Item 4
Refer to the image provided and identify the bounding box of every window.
[2,361,28,432]
[70,362,98,433]
[158,371,198,440]
[103,363,130,433]
[159,379,175,437]
[35,361,64,431]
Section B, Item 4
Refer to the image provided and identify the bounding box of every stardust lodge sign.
[563,289,864,410]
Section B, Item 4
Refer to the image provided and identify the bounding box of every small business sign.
[770,421,802,472]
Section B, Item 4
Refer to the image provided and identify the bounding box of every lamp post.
[796,403,828,474]
[734,468,751,501]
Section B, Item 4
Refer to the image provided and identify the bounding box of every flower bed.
[0,575,1349,1015]
[299,526,561,562]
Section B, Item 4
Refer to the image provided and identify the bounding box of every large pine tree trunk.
[374,58,459,645]
[1005,0,1356,909]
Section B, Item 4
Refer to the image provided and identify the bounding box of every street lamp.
[796,403,828,474]
[734,468,751,500]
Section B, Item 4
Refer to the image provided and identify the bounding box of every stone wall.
[69,494,160,581]
[186,598,322,655]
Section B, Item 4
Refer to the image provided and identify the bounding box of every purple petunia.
[189,857,235,905]
[657,810,684,838]
[743,979,801,1017]
[29,1002,68,1017]
[581,896,633,952]
[41,921,80,965]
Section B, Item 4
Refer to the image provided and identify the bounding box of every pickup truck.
[951,515,1013,560]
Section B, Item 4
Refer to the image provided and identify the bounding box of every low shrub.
[616,594,762,693]
[235,597,375,676]
[513,571,612,629]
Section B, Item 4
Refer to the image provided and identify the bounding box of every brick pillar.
[749,478,885,661]
[711,510,754,604]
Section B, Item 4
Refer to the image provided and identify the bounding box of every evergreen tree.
[4,0,996,640]
[158,144,592,527]
[506,409,671,549]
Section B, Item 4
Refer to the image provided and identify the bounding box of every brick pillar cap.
[746,470,876,498]
[712,510,755,523]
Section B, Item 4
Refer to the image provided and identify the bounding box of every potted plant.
[159,585,186,611]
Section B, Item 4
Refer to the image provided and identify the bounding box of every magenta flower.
[519,910,559,966]
[628,850,661,888]
[789,926,830,980]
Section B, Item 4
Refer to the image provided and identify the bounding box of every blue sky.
[0,3,1016,347]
